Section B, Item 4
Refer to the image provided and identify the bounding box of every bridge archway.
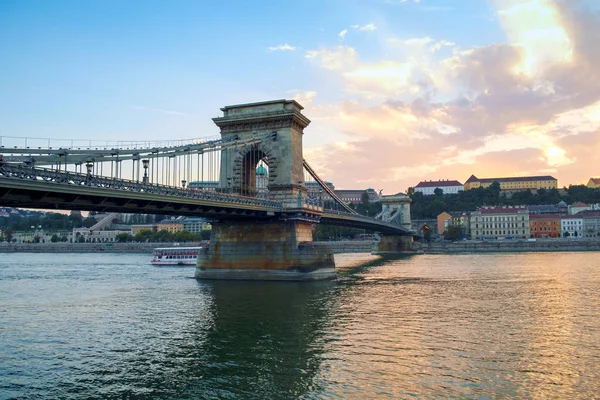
[233,144,273,197]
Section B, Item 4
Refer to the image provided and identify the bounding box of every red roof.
[415,180,463,188]
[590,178,600,184]
[571,202,588,207]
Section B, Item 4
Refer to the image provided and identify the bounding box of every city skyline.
[1,0,599,193]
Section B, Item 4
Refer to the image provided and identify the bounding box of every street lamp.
[142,159,149,183]
[181,179,187,189]
[85,162,93,175]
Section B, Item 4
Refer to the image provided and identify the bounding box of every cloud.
[267,43,296,51]
[339,29,348,39]
[350,23,377,31]
[132,105,187,116]
[305,45,358,71]
[302,0,600,192]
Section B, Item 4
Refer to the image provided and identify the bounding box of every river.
[1,252,599,399]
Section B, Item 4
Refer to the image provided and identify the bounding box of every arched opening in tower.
[240,146,269,198]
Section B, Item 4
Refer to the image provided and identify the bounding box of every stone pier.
[372,235,421,255]
[195,220,336,280]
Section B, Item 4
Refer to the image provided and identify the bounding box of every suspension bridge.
[0,99,417,280]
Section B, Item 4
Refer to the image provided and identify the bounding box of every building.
[306,181,335,199]
[529,214,562,238]
[157,218,184,233]
[334,188,379,204]
[470,206,530,240]
[580,211,600,237]
[527,204,563,215]
[437,211,470,236]
[437,212,453,234]
[131,224,157,234]
[256,162,268,198]
[182,217,211,234]
[587,177,600,188]
[561,215,583,238]
[464,175,557,192]
[570,202,590,215]
[414,179,463,195]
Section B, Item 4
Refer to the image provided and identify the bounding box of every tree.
[444,225,463,241]
[4,228,13,243]
[51,234,60,243]
[361,191,370,206]
[115,233,132,243]
[82,216,98,228]
[434,187,444,196]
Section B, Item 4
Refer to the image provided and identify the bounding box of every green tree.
[444,225,463,241]
[82,216,98,228]
[50,234,60,243]
[5,228,13,243]
[115,233,132,243]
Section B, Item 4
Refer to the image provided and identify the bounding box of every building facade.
[182,217,211,234]
[334,188,379,204]
[529,214,562,238]
[561,215,583,238]
[306,181,335,200]
[470,206,530,239]
[414,180,463,195]
[464,175,557,192]
[157,219,184,233]
[587,177,600,188]
[579,211,600,238]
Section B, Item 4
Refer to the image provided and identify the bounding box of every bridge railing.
[0,164,283,210]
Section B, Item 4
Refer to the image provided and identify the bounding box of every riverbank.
[2,239,597,254]
[0,240,376,254]
[423,238,600,253]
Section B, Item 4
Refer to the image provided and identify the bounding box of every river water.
[1,252,599,399]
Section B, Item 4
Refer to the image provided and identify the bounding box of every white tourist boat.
[151,246,202,266]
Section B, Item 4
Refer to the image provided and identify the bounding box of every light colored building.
[414,179,463,195]
[334,188,378,204]
[561,215,583,238]
[157,219,184,233]
[256,162,268,199]
[580,211,600,238]
[131,224,157,234]
[464,175,557,192]
[587,177,600,188]
[306,181,335,200]
[570,202,590,215]
[470,206,530,240]
[182,218,211,234]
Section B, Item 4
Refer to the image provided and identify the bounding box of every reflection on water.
[0,252,599,398]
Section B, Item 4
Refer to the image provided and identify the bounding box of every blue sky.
[1,0,599,191]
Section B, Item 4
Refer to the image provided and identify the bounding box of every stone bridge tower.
[196,100,335,281]
[213,99,309,204]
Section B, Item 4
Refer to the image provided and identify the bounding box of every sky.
[1,0,599,194]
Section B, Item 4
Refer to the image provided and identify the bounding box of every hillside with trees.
[409,184,600,219]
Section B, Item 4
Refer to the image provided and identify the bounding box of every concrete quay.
[0,242,186,253]
[0,240,376,254]
[423,239,600,253]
